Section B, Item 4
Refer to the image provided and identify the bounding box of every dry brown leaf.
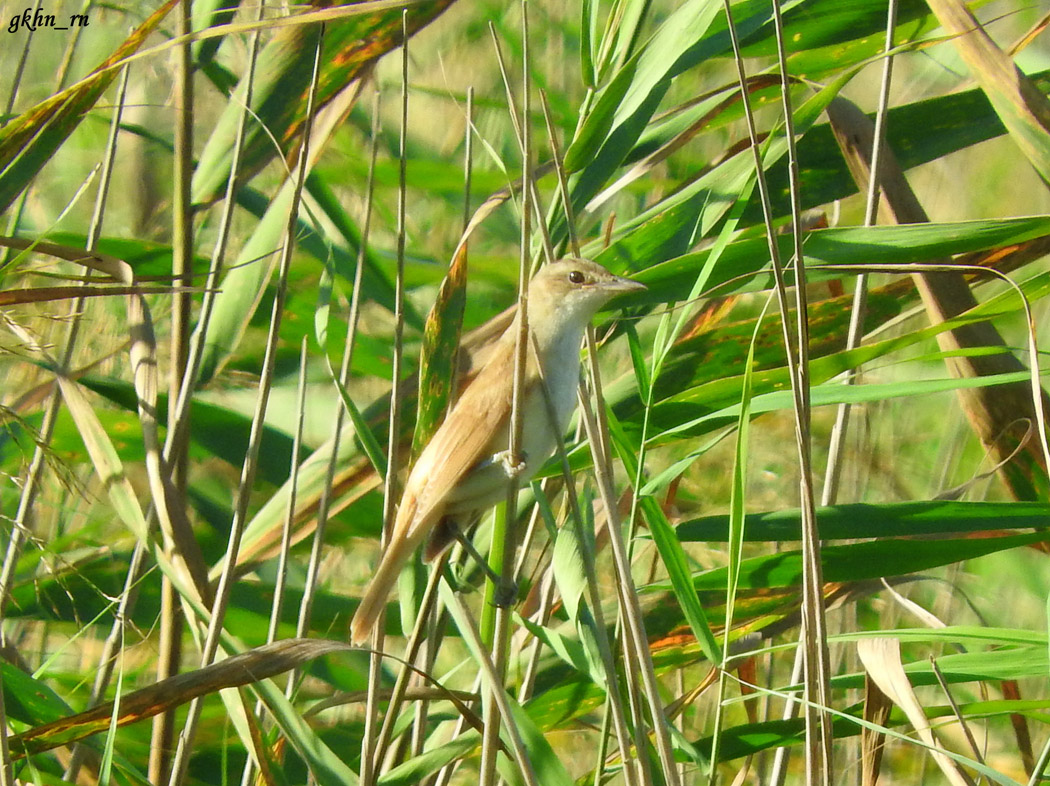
[857,638,974,786]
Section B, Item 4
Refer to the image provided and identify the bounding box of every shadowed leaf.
[678,500,1050,542]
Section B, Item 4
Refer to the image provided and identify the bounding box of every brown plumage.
[350,259,645,643]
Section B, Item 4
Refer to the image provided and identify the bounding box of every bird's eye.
[568,270,585,284]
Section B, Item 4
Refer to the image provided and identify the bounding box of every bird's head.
[526,258,646,331]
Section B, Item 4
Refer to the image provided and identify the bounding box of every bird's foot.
[492,576,519,609]
[449,527,519,605]
[491,449,528,479]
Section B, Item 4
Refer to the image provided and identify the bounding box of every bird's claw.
[492,449,528,479]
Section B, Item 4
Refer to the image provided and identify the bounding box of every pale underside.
[403,319,584,558]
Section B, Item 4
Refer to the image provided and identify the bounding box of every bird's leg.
[447,525,518,607]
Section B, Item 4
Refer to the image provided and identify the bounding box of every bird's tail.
[351,491,435,644]
[350,528,422,643]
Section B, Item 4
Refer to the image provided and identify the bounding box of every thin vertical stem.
[379,7,411,627]
[444,591,541,786]
[540,90,580,259]
[489,23,553,265]
[55,0,93,88]
[299,96,380,644]
[374,87,476,780]
[59,65,135,783]
[372,556,447,770]
[169,0,196,449]
[800,7,897,784]
[576,362,677,786]
[0,36,128,786]
[771,4,900,780]
[539,85,640,786]
[352,89,385,786]
[65,540,150,780]
[769,17,833,781]
[238,337,310,786]
[363,12,410,784]
[404,84,477,764]
[0,56,125,781]
[152,0,196,775]
[821,0,898,506]
[463,87,475,238]
[720,0,832,780]
[165,22,326,786]
[0,67,128,618]
[0,0,48,271]
[481,4,531,784]
[166,0,268,456]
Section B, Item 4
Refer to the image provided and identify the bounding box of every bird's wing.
[403,332,522,537]
[350,332,528,644]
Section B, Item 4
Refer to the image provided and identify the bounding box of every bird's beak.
[604,275,647,298]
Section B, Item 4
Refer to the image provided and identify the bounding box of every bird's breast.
[537,325,585,432]
[443,324,585,515]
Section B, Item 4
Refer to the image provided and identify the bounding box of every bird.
[349,258,646,643]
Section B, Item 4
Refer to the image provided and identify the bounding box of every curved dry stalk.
[857,638,975,786]
[12,639,356,758]
[827,97,1050,500]
[0,236,210,610]
[809,259,1050,475]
